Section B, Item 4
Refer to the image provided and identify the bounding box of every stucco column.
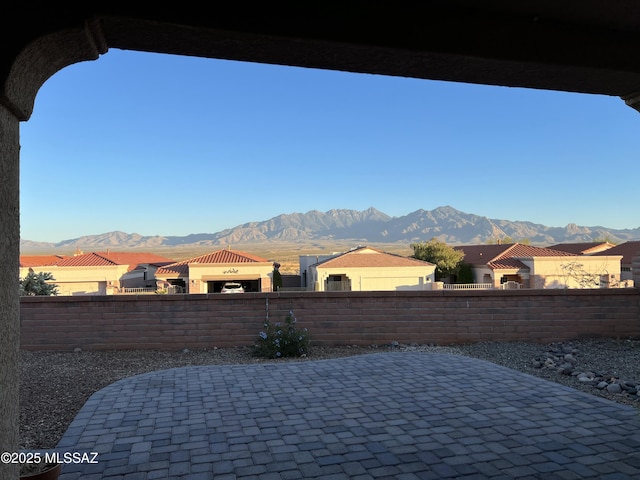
[0,103,20,479]
[0,23,105,474]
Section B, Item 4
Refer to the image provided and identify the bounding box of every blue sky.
[20,48,640,242]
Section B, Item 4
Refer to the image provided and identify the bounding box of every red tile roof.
[46,251,175,271]
[19,255,66,267]
[316,246,434,269]
[187,249,269,264]
[453,244,513,265]
[500,243,578,259]
[96,251,175,266]
[156,263,189,277]
[455,243,577,271]
[487,257,530,270]
[547,242,615,255]
[55,252,120,267]
[155,249,270,277]
[592,240,640,264]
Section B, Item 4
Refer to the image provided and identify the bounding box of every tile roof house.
[547,242,616,255]
[592,240,640,283]
[306,246,436,292]
[454,243,624,289]
[154,248,275,293]
[19,251,175,295]
[547,241,638,284]
[19,254,67,268]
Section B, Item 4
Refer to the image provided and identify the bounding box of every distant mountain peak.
[20,206,640,251]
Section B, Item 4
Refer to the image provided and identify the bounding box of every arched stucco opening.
[1,21,107,477]
[3,6,640,478]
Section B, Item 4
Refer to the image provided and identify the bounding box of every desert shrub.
[272,262,283,291]
[253,310,310,359]
[272,269,283,291]
[19,270,59,296]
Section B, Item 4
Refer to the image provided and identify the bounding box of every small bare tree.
[559,261,618,289]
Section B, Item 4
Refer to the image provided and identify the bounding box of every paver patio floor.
[55,352,640,479]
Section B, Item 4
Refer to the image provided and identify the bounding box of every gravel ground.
[20,338,640,450]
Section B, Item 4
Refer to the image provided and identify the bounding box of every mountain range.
[20,206,640,251]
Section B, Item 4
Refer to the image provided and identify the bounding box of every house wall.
[299,254,339,288]
[59,281,107,296]
[20,289,640,351]
[32,265,130,295]
[470,266,494,285]
[525,255,623,289]
[471,256,624,289]
[120,269,147,288]
[473,267,527,288]
[360,275,428,291]
[311,266,436,292]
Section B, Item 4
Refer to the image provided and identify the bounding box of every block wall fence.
[20,289,640,351]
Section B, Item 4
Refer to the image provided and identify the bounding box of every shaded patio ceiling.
[3,2,640,117]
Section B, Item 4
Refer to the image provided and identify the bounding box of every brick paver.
[50,352,640,479]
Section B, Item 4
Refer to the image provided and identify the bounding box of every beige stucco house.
[19,254,66,273]
[455,243,625,289]
[154,248,275,293]
[591,240,640,283]
[20,251,175,295]
[550,240,640,283]
[306,246,436,292]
